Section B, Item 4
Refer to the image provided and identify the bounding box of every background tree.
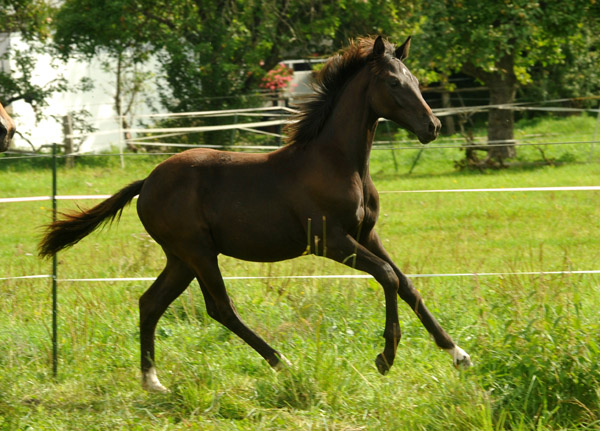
[53,0,415,146]
[54,0,154,150]
[54,0,414,111]
[0,0,94,154]
[0,0,58,115]
[523,17,600,108]
[413,0,598,165]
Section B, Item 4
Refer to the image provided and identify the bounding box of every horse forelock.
[285,36,395,147]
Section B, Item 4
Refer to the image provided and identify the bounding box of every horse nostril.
[428,121,438,135]
[428,117,441,136]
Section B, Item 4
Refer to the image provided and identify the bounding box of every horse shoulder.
[361,176,381,230]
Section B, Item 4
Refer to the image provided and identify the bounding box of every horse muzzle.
[0,128,9,152]
[0,117,16,152]
[417,115,441,144]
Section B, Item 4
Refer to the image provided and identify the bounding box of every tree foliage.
[13,0,599,160]
[54,0,150,60]
[0,0,54,40]
[416,1,593,80]
[524,17,600,105]
[51,0,416,148]
[413,0,599,164]
[53,0,414,113]
[0,0,60,114]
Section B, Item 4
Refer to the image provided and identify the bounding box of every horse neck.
[315,68,379,177]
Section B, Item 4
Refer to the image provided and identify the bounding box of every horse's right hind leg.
[139,255,194,392]
[185,251,290,370]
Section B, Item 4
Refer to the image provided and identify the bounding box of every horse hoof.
[375,353,390,375]
[272,353,293,372]
[446,345,472,369]
[142,367,170,393]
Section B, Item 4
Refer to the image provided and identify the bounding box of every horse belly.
[210,199,306,262]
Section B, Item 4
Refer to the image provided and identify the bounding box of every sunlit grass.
[1,115,599,430]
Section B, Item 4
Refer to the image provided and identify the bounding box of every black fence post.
[52,143,58,378]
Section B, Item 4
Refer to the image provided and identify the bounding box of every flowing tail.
[39,179,145,258]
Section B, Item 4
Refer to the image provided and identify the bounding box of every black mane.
[285,37,395,146]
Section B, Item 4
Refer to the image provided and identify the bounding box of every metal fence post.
[591,101,599,161]
[52,142,58,378]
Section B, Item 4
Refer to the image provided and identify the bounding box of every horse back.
[137,148,308,261]
[137,147,378,262]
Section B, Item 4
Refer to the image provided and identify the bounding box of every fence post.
[229,114,238,148]
[51,143,58,378]
[441,91,456,135]
[591,101,599,161]
[62,114,75,168]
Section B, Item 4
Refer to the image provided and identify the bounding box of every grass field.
[1,115,599,430]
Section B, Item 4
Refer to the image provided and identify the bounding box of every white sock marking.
[445,345,472,368]
[272,354,293,371]
[142,367,169,393]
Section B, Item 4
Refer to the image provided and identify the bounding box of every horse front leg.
[327,232,402,375]
[362,231,472,368]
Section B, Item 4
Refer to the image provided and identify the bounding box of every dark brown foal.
[40,36,471,393]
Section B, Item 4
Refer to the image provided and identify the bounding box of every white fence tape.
[78,119,291,139]
[0,275,53,281]
[380,186,600,194]
[61,99,600,141]
[2,186,599,204]
[131,105,298,119]
[58,270,600,282]
[0,194,113,203]
[2,270,599,283]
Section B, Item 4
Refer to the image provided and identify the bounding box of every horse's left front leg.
[326,232,402,375]
[362,230,472,368]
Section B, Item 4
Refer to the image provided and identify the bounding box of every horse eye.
[389,78,400,88]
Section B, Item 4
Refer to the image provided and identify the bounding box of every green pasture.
[1,115,599,430]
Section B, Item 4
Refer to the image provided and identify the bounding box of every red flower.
[260,63,293,91]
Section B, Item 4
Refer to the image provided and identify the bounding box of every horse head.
[0,102,16,152]
[368,36,441,144]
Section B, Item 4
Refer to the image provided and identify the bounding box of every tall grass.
[0,115,599,430]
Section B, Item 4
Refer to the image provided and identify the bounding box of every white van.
[279,59,326,102]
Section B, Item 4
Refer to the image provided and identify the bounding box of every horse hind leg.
[185,251,290,370]
[139,255,195,392]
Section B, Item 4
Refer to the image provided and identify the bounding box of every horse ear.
[372,35,386,57]
[395,36,411,61]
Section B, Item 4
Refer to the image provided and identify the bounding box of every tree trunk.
[462,54,518,165]
[487,76,517,163]
[114,53,138,152]
[62,114,75,168]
